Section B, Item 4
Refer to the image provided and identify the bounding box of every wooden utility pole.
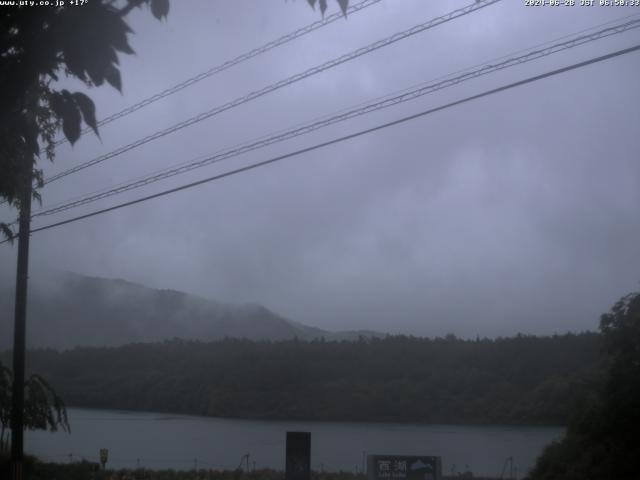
[10,163,33,480]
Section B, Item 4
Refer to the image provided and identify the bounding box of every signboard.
[285,432,311,480]
[367,455,442,480]
[99,448,109,469]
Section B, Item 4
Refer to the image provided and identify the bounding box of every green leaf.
[337,0,349,15]
[32,188,42,207]
[0,222,15,244]
[319,0,327,15]
[104,64,122,92]
[60,90,82,145]
[150,0,169,20]
[49,92,65,117]
[72,92,99,137]
[109,20,135,54]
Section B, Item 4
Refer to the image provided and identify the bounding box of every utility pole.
[10,162,33,480]
[362,451,366,475]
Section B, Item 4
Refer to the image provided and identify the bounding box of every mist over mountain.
[0,271,377,349]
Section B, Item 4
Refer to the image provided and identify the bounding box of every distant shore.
[11,333,599,427]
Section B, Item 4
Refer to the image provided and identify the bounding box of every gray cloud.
[1,0,639,338]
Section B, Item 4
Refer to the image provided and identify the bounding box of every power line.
[30,18,640,219]
[52,0,384,146]
[5,43,636,244]
[41,0,502,186]
[31,11,640,217]
[0,0,386,210]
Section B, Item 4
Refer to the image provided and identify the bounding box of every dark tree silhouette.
[0,362,69,453]
[0,0,171,240]
[527,290,640,480]
[0,1,349,476]
[0,0,350,240]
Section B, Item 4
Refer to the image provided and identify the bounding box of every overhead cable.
[53,0,384,146]
[31,18,640,219]
[4,43,635,244]
[42,0,502,185]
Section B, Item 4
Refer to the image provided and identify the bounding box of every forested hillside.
[12,333,601,425]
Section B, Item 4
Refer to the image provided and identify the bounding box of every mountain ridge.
[0,271,380,349]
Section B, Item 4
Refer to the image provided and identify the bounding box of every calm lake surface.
[26,408,564,477]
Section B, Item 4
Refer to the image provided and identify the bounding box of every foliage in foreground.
[0,0,171,241]
[0,361,69,452]
[527,291,640,480]
[1,0,351,241]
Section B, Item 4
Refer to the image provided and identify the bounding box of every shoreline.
[63,405,568,430]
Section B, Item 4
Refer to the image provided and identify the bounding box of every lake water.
[26,408,564,478]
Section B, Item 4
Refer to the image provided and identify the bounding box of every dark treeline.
[6,333,601,425]
[527,291,640,479]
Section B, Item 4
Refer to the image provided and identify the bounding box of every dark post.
[285,432,311,480]
[10,164,33,480]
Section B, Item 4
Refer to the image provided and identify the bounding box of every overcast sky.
[1,0,639,338]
